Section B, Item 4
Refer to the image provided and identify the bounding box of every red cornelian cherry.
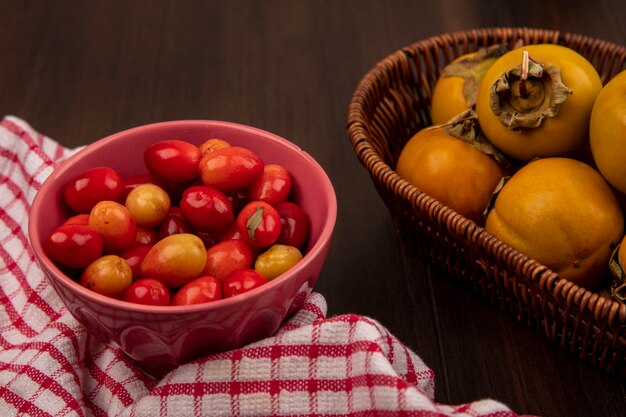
[222,268,269,298]
[63,166,123,214]
[122,278,171,306]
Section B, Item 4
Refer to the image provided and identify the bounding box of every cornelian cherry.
[171,276,222,306]
[44,225,103,269]
[63,167,123,214]
[248,164,292,205]
[144,139,201,183]
[236,201,281,248]
[222,269,268,298]
[123,278,171,306]
[180,185,234,232]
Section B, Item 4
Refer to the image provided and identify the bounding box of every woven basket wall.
[347,27,626,377]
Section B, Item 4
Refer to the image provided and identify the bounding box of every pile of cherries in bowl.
[44,137,310,307]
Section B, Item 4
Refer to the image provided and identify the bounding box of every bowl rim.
[29,119,337,314]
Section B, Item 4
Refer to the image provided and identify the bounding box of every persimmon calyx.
[443,44,507,107]
[609,244,626,304]
[442,109,512,170]
[488,50,572,131]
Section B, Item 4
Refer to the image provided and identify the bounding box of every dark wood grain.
[2,1,626,416]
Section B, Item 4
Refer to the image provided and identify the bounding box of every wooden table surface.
[2,1,626,416]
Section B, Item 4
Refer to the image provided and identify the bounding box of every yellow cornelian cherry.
[80,255,133,298]
[125,184,171,228]
[254,244,303,280]
[140,233,207,288]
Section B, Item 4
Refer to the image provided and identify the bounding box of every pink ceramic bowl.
[28,120,337,376]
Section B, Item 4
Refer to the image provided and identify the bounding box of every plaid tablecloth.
[0,115,534,416]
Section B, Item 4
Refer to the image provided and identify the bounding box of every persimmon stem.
[519,50,530,99]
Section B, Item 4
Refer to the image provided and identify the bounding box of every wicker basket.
[347,27,626,377]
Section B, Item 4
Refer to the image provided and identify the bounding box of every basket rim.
[346,26,626,327]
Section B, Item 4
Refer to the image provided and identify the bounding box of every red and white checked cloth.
[0,115,535,417]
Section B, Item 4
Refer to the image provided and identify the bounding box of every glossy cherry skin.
[222,268,269,298]
[275,201,309,250]
[236,201,281,248]
[119,244,153,280]
[122,278,171,306]
[120,173,172,202]
[194,230,221,249]
[199,138,231,156]
[63,167,123,213]
[180,185,234,232]
[158,212,193,240]
[44,225,103,269]
[88,201,137,251]
[79,255,133,299]
[248,164,292,206]
[164,206,186,220]
[62,213,90,226]
[225,189,249,214]
[144,139,201,183]
[254,244,303,280]
[171,276,222,306]
[219,222,246,242]
[203,239,255,281]
[140,233,207,288]
[199,146,264,192]
[125,184,171,228]
[135,227,159,246]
